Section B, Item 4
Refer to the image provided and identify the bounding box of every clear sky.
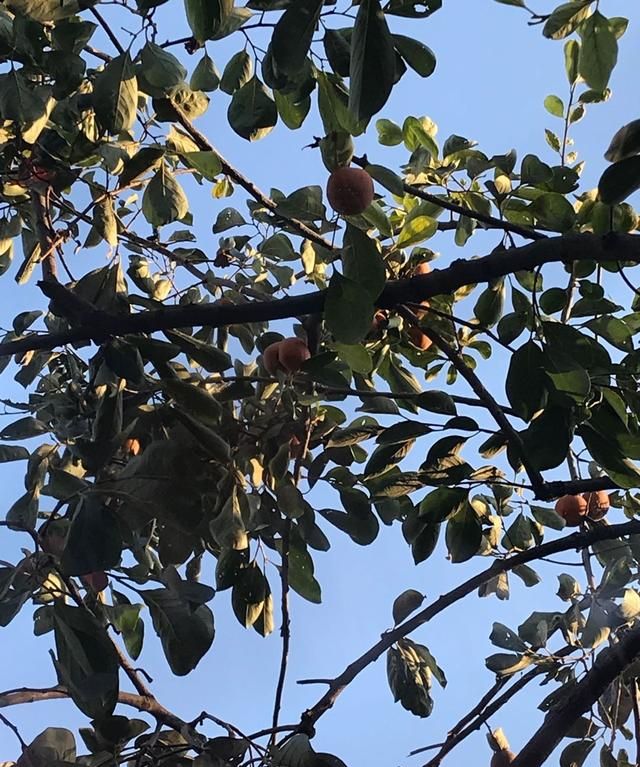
[0,2,639,766]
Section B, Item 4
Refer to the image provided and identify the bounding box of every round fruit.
[408,325,433,351]
[123,437,141,456]
[490,749,517,767]
[263,341,282,375]
[412,262,432,276]
[278,337,311,373]
[289,434,305,460]
[369,309,388,337]
[81,571,108,593]
[326,167,374,216]
[583,490,610,521]
[555,494,588,526]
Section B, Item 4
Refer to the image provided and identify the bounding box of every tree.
[0,0,638,765]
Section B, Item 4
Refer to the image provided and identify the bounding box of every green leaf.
[325,273,374,344]
[279,535,321,603]
[392,589,425,624]
[604,119,640,163]
[578,11,618,92]
[0,417,48,439]
[586,315,633,351]
[118,146,164,188]
[506,341,548,421]
[532,193,576,232]
[228,76,277,141]
[16,728,76,766]
[220,50,253,94]
[271,0,323,76]
[231,562,267,628]
[376,118,403,146]
[473,278,505,327]
[274,91,311,130]
[61,497,122,576]
[416,391,457,415]
[93,52,138,134]
[141,586,214,675]
[598,156,640,205]
[183,150,222,180]
[564,39,580,84]
[0,444,29,462]
[53,603,119,719]
[397,215,437,247]
[142,165,189,226]
[185,0,232,42]
[190,52,221,92]
[544,94,564,118]
[140,42,186,94]
[445,503,482,563]
[521,407,572,471]
[392,35,436,77]
[419,487,467,523]
[542,1,592,40]
[342,224,385,300]
[349,0,396,123]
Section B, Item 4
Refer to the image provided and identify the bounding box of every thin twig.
[272,521,292,741]
[89,7,126,54]
[0,711,27,749]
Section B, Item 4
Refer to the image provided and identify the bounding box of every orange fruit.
[278,337,311,373]
[583,490,610,521]
[408,325,433,351]
[81,571,108,593]
[123,438,141,456]
[263,341,281,375]
[326,167,374,216]
[555,495,588,526]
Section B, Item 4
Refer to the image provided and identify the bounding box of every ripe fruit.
[326,167,374,216]
[555,494,588,526]
[408,325,433,351]
[583,490,610,521]
[491,749,516,767]
[278,337,310,373]
[123,437,141,456]
[263,341,281,375]
[81,571,108,593]
[412,262,432,276]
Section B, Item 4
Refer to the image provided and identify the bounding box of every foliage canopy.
[0,1,638,766]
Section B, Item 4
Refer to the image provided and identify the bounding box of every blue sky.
[0,1,639,765]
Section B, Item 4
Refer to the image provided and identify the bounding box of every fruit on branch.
[490,749,517,767]
[326,166,374,215]
[123,437,141,456]
[278,337,311,373]
[583,490,610,521]
[555,494,588,526]
[408,325,433,351]
[368,309,389,339]
[263,341,282,375]
[80,571,108,593]
[410,262,431,316]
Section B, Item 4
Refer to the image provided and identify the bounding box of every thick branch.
[1,233,637,359]
[0,687,195,739]
[298,520,640,731]
[512,625,640,767]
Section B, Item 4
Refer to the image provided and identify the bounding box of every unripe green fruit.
[320,131,355,172]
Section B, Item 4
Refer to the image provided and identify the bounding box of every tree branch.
[512,625,640,767]
[1,233,637,360]
[0,686,198,741]
[167,104,336,253]
[298,520,640,731]
[351,156,548,242]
